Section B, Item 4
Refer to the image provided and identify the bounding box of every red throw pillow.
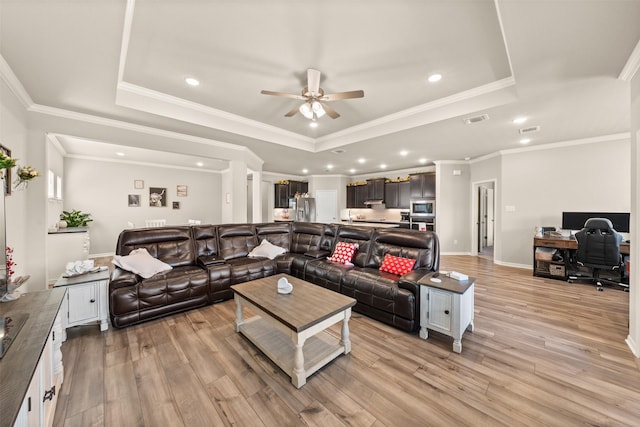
[327,242,359,264]
[379,254,416,276]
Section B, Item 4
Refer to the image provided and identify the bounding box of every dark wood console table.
[533,235,630,280]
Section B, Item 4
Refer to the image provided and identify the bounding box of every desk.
[533,235,630,280]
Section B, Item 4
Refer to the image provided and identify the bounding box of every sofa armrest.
[304,249,330,259]
[197,255,225,269]
[109,267,140,290]
[398,268,432,293]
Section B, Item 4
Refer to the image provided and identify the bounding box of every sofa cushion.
[115,227,195,267]
[248,239,287,259]
[112,248,173,279]
[379,254,416,276]
[327,242,358,264]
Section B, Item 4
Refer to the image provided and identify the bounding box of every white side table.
[418,273,475,353]
[54,269,110,341]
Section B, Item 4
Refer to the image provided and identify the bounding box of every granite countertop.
[337,221,399,228]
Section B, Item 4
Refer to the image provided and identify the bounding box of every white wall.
[0,78,36,290]
[64,158,222,255]
[436,162,471,254]
[500,138,630,267]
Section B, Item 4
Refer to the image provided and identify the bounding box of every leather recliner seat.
[109,222,439,331]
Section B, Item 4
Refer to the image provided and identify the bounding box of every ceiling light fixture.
[512,117,527,124]
[358,158,365,164]
[115,152,125,156]
[302,168,308,174]
[326,164,334,170]
[400,150,408,156]
[299,101,325,120]
[309,121,318,128]
[418,158,427,164]
[520,138,531,144]
[380,164,387,169]
[349,168,356,174]
[196,162,204,167]
[427,73,442,83]
[185,77,200,86]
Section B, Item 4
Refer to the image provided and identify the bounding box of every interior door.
[478,186,487,251]
[315,189,337,223]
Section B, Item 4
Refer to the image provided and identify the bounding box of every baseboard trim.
[626,334,640,358]
[90,252,115,259]
[441,252,472,256]
[494,260,531,270]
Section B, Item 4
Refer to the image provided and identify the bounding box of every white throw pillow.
[248,239,287,260]
[112,247,173,279]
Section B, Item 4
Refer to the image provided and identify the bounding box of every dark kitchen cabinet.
[346,184,369,208]
[385,181,411,209]
[409,172,435,199]
[366,178,386,201]
[274,181,308,208]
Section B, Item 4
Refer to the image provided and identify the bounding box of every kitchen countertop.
[337,221,399,228]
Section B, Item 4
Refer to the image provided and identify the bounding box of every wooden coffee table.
[231,274,356,388]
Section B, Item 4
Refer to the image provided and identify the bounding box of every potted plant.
[59,210,93,228]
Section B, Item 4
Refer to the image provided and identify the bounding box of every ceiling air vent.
[331,149,346,154]
[519,126,540,134]
[463,114,489,125]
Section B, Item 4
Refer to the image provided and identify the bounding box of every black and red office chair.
[572,218,628,291]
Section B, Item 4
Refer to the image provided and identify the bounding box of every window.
[56,176,62,200]
[48,170,54,199]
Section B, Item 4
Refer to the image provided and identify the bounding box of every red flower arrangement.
[6,246,15,283]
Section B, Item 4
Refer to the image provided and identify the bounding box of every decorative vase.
[58,220,68,229]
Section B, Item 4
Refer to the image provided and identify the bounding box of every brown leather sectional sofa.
[109,222,439,331]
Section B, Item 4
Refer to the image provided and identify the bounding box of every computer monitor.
[561,212,630,233]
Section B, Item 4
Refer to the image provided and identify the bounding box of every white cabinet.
[14,311,64,427]
[54,269,110,340]
[419,275,475,353]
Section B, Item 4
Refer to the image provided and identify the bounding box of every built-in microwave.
[410,199,435,217]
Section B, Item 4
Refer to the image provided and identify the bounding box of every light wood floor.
[53,256,640,427]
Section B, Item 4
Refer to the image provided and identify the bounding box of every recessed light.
[380,164,387,169]
[185,77,200,86]
[302,168,308,174]
[358,158,365,164]
[513,117,527,124]
[400,150,408,156]
[464,157,471,161]
[349,168,356,174]
[427,73,442,83]
[520,138,531,144]
[115,152,125,156]
[326,164,333,170]
[196,161,204,167]
[418,158,427,164]
[309,122,318,128]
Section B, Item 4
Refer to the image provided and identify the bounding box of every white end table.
[54,268,110,341]
[418,273,475,353]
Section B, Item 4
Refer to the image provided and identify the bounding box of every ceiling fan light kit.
[261,68,364,121]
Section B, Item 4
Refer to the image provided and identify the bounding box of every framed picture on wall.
[172,202,180,210]
[0,144,12,195]
[176,185,188,197]
[134,179,144,189]
[149,187,167,207]
[128,194,140,207]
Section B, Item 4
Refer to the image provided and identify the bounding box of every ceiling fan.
[261,69,364,120]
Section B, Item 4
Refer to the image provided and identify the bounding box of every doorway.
[472,180,496,260]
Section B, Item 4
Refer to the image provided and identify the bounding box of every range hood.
[364,199,385,205]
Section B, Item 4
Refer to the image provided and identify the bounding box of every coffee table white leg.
[292,333,306,388]
[234,294,244,332]
[419,285,429,340]
[340,308,352,354]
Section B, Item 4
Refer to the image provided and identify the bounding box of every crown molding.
[46,134,67,156]
[500,132,630,156]
[313,77,517,152]
[0,54,34,109]
[65,153,223,174]
[619,39,640,81]
[116,81,316,151]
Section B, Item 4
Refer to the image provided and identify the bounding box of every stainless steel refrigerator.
[290,198,316,222]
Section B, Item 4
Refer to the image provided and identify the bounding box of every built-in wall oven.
[409,199,435,231]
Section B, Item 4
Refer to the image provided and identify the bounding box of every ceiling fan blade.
[260,90,306,100]
[307,69,321,96]
[284,105,299,117]
[320,90,365,101]
[319,102,340,119]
